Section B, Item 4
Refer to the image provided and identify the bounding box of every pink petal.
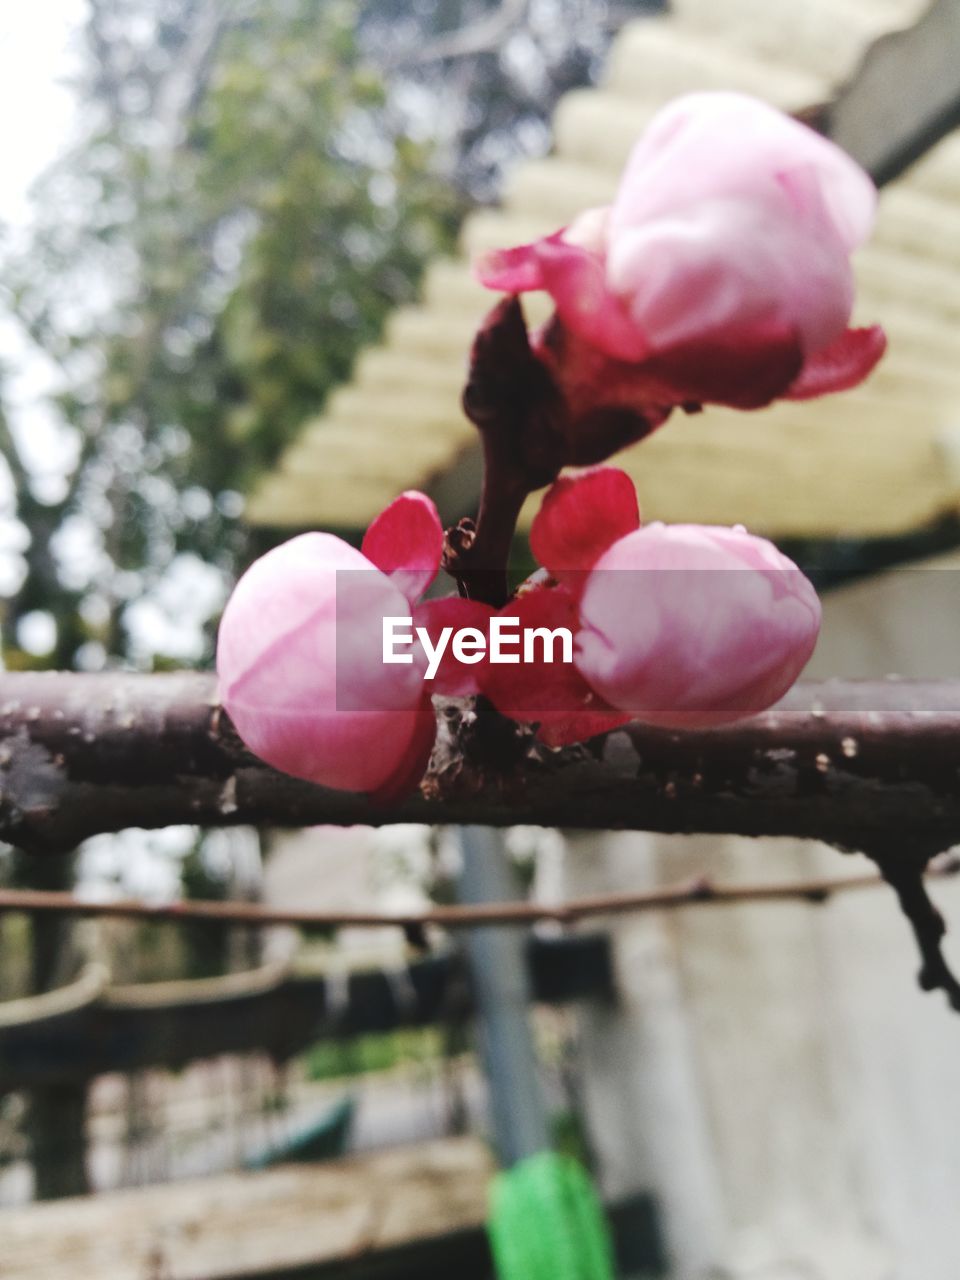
[481,584,575,720]
[612,93,876,255]
[530,467,640,585]
[226,700,427,794]
[534,233,647,362]
[217,532,431,795]
[575,523,821,727]
[413,596,496,696]
[475,241,547,293]
[476,94,881,419]
[361,491,443,604]
[479,229,645,363]
[784,325,887,400]
[371,696,437,804]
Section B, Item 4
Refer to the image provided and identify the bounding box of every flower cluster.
[217,92,883,799]
[218,467,820,791]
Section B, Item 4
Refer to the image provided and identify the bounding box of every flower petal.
[535,233,647,362]
[413,596,496,696]
[784,325,887,400]
[575,523,821,728]
[371,695,437,804]
[361,491,443,604]
[612,92,876,255]
[531,467,640,584]
[475,241,547,293]
[477,93,883,424]
[217,530,436,795]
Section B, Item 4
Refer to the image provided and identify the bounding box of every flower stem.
[444,296,566,606]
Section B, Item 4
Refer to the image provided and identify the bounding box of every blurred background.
[2,1,960,1277]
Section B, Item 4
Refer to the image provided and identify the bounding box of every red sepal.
[481,582,628,745]
[362,491,443,604]
[531,467,640,587]
[413,596,496,697]
[639,317,806,410]
[784,325,886,400]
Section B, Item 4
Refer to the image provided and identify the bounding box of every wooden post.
[15,849,90,1200]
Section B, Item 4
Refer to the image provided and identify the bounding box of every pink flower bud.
[575,520,821,727]
[477,92,885,420]
[217,530,430,796]
[217,493,491,799]
[483,467,818,739]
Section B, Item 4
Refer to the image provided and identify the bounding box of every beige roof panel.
[249,3,960,540]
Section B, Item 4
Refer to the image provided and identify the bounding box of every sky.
[0,5,86,596]
[0,3,86,227]
[0,6,231,894]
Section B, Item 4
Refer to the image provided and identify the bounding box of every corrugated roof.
[248,0,960,538]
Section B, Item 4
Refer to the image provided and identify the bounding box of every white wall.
[566,554,960,1279]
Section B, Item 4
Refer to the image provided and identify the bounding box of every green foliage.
[301,1026,445,1082]
[0,0,655,669]
[2,0,460,669]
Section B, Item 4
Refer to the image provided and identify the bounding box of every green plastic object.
[488,1151,617,1280]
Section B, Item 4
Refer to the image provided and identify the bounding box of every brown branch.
[382,0,530,68]
[871,843,960,1011]
[3,861,957,931]
[447,298,567,605]
[2,672,960,858]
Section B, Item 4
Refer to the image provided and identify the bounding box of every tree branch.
[1,860,957,930]
[382,0,530,68]
[3,672,960,856]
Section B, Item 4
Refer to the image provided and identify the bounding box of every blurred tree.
[357,0,662,200]
[0,0,659,671]
[1,0,460,670]
[0,2,655,1195]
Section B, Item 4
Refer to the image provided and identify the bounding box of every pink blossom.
[477,92,885,424]
[575,521,821,728]
[216,492,490,799]
[484,467,821,736]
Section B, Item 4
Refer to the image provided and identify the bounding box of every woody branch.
[1,670,960,855]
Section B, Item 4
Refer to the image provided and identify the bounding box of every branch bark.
[2,671,960,857]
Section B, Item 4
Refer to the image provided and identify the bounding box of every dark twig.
[3,860,958,931]
[870,845,960,1011]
